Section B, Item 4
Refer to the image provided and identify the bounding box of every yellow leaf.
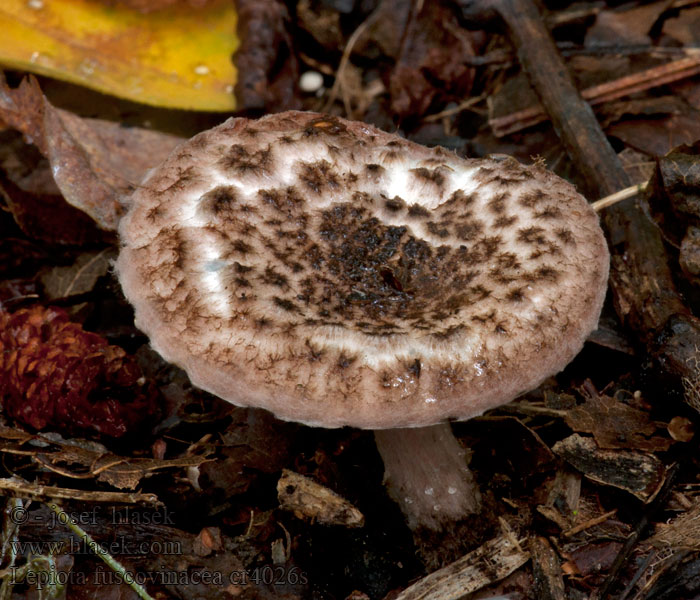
[0,0,238,111]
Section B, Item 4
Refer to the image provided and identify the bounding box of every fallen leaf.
[40,248,117,300]
[645,141,700,283]
[663,6,700,46]
[606,111,700,157]
[0,0,237,111]
[0,177,105,245]
[565,542,623,578]
[584,2,667,46]
[201,407,296,498]
[564,395,673,452]
[95,455,210,489]
[386,0,478,119]
[618,147,655,186]
[0,76,184,231]
[0,426,213,489]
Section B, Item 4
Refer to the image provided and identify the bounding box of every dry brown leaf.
[0,76,183,231]
[93,454,213,489]
[0,424,210,490]
[565,395,672,452]
[663,6,700,46]
[0,170,106,245]
[607,111,700,157]
[584,2,668,46]
[40,248,117,300]
[386,0,478,119]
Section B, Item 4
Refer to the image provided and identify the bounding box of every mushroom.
[116,111,609,531]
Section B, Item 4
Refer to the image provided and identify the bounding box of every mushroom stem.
[374,423,481,531]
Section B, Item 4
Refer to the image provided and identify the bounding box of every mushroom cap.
[116,111,609,429]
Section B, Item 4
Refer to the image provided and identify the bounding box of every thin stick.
[563,509,617,537]
[0,478,160,506]
[48,502,155,600]
[323,9,380,112]
[490,56,700,137]
[592,182,648,212]
[424,95,487,122]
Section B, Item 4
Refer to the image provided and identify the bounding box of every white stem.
[374,423,481,531]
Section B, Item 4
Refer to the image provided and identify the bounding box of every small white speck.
[299,71,324,93]
[30,51,40,63]
[404,497,413,505]
[424,397,436,404]
[447,487,457,495]
[27,0,43,9]
[194,64,210,76]
[78,58,98,76]
[424,487,434,496]
[433,504,441,512]
[225,84,234,94]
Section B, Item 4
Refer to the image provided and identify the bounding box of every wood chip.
[393,529,529,600]
[277,470,364,527]
[552,434,665,501]
[530,537,566,600]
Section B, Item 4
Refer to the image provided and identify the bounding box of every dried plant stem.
[592,182,648,212]
[490,56,700,136]
[424,95,487,122]
[323,8,381,113]
[48,502,156,600]
[562,509,617,537]
[0,478,159,505]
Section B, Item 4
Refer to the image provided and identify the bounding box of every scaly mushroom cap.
[116,111,609,429]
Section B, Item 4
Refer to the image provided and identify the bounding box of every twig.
[592,182,648,212]
[424,95,487,122]
[618,548,656,600]
[563,509,618,537]
[48,502,155,600]
[490,55,700,137]
[323,8,381,113]
[0,478,160,506]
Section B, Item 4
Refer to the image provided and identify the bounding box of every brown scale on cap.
[117,111,609,429]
